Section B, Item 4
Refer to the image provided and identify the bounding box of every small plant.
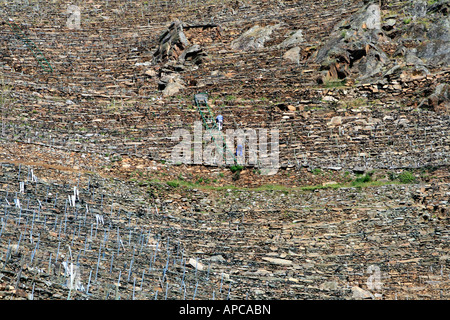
[167,181,179,188]
[323,79,346,88]
[398,171,416,184]
[403,17,412,24]
[132,170,143,177]
[230,165,244,173]
[353,174,372,185]
[312,168,322,175]
[230,165,243,181]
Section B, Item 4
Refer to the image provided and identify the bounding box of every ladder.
[194,93,237,165]
[5,18,53,73]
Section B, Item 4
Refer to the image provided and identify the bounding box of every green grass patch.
[323,79,346,88]
[398,171,416,183]
[352,173,372,185]
[166,181,180,188]
[300,184,341,191]
[131,170,413,194]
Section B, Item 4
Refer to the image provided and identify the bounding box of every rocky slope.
[0,0,448,300]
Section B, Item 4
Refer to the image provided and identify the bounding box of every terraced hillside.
[0,0,448,300]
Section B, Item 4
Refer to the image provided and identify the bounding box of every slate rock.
[153,20,190,64]
[278,30,304,49]
[262,257,293,266]
[314,4,388,82]
[178,44,208,65]
[162,81,185,97]
[231,24,281,51]
[283,46,301,64]
[416,19,450,67]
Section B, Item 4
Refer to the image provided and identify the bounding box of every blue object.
[236,144,243,156]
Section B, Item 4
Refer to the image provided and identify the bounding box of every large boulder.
[314,4,389,83]
[415,18,450,67]
[151,20,209,96]
[153,20,190,64]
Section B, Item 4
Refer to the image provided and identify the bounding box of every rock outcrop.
[419,83,450,113]
[315,4,388,83]
[415,18,450,68]
[231,24,281,51]
[315,1,449,84]
[152,20,209,96]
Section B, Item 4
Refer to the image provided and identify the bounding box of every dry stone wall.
[1,0,448,172]
[0,0,448,301]
[0,163,449,300]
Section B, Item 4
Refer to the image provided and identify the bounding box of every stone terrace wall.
[1,0,448,172]
[0,163,448,300]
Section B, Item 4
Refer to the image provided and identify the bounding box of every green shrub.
[352,174,372,185]
[398,171,416,183]
[230,165,244,173]
[253,168,261,175]
[230,165,243,180]
[167,181,179,188]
